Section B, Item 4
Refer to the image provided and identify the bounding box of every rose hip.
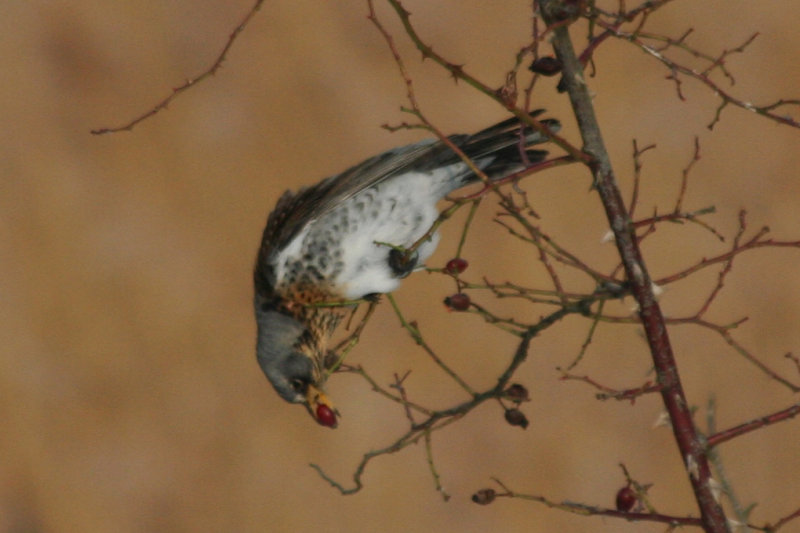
[316,404,338,428]
[444,293,471,311]
[445,257,469,274]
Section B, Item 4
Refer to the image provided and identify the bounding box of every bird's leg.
[374,240,419,278]
[388,247,418,278]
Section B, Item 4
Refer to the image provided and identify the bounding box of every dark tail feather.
[461,110,560,179]
[431,110,560,191]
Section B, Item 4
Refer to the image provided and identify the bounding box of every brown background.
[3,1,800,532]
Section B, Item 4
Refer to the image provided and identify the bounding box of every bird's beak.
[306,384,338,428]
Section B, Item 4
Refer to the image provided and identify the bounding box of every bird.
[253,111,560,427]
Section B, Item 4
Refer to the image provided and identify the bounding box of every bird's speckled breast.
[274,172,444,301]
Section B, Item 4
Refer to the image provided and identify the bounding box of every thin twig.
[424,430,450,501]
[628,139,656,218]
[674,136,701,213]
[383,0,586,162]
[597,21,800,129]
[558,370,662,402]
[485,477,703,527]
[386,294,476,395]
[565,299,604,370]
[91,0,265,134]
[311,330,538,493]
[760,507,800,532]
[707,402,800,447]
[704,396,753,527]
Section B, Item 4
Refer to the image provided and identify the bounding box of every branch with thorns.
[308,7,800,530]
[469,476,704,528]
[558,370,662,402]
[594,20,800,129]
[311,326,540,495]
[90,1,800,529]
[90,0,265,134]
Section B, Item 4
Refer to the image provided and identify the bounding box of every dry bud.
[529,56,562,76]
[504,383,530,403]
[471,488,496,505]
[444,293,471,311]
[504,408,529,429]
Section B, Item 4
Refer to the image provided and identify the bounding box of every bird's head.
[254,303,338,428]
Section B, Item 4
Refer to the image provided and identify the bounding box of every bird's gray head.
[254,300,338,427]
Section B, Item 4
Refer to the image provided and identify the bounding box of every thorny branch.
[311,4,800,528]
[311,296,598,495]
[311,1,800,526]
[707,402,800,448]
[558,370,662,402]
[380,0,585,163]
[311,326,540,495]
[592,21,800,130]
[540,2,729,528]
[90,0,265,134]
[472,477,704,528]
[703,397,752,530]
[92,0,800,530]
[758,507,800,532]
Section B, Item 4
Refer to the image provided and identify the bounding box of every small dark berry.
[504,408,529,429]
[316,404,338,428]
[471,488,496,505]
[504,383,530,403]
[615,486,637,512]
[444,293,471,311]
[445,257,469,274]
[529,56,563,76]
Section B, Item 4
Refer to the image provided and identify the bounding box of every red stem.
[539,1,729,530]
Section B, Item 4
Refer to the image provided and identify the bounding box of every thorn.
[449,64,464,82]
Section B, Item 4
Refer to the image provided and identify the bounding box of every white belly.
[273,171,445,300]
[334,174,441,299]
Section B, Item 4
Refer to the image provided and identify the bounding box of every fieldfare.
[254,111,560,427]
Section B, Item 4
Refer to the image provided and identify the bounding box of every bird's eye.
[290,379,307,393]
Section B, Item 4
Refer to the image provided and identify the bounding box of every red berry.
[615,486,637,512]
[316,404,338,428]
[444,293,471,311]
[445,257,469,274]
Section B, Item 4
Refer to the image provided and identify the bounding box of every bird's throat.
[277,294,349,381]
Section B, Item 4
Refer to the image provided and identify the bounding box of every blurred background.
[2,1,799,531]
